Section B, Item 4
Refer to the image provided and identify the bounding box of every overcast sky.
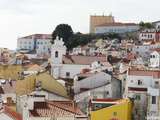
[0,0,159,49]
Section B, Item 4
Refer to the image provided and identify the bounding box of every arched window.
[55,51,58,58]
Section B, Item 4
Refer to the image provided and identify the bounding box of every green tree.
[51,24,73,48]
[139,21,154,29]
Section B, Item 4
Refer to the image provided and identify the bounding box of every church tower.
[51,36,66,78]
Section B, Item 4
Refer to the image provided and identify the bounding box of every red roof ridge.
[46,101,84,115]
[4,105,22,120]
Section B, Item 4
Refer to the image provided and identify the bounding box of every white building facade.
[132,43,160,58]
[95,23,139,34]
[125,69,160,120]
[17,34,52,57]
[150,51,160,68]
[51,36,107,79]
[139,29,156,41]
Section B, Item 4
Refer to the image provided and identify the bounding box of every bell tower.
[51,36,66,78]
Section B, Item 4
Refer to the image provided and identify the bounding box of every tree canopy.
[51,24,123,50]
[139,21,154,29]
[51,24,73,48]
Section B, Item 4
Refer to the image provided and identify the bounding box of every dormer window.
[55,51,58,58]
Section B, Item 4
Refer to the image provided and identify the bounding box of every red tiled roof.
[128,69,160,78]
[62,55,106,65]
[29,101,85,117]
[20,34,52,39]
[150,48,160,52]
[4,106,22,120]
[126,53,137,60]
[92,98,120,102]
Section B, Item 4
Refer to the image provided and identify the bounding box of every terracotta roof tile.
[128,69,160,79]
[4,106,22,120]
[62,55,106,65]
[29,101,85,117]
[20,34,52,40]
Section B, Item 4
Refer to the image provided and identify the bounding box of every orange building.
[90,15,115,33]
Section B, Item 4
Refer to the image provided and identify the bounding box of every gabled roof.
[62,55,106,65]
[3,106,22,120]
[36,72,68,98]
[16,72,68,98]
[150,48,160,53]
[20,34,52,40]
[27,64,43,71]
[29,101,86,117]
[128,69,160,79]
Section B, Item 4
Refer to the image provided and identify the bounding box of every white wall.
[95,25,139,34]
[127,75,153,88]
[36,39,51,56]
[147,87,159,117]
[59,64,90,79]
[150,51,160,68]
[132,44,160,58]
[17,38,35,50]
[139,32,156,41]
[31,91,68,101]
[2,93,16,103]
[74,84,112,102]
[74,72,111,94]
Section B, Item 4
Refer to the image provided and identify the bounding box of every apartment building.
[17,34,52,57]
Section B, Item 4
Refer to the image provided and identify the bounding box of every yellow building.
[90,98,132,120]
[16,72,68,98]
[0,65,23,80]
[90,15,115,33]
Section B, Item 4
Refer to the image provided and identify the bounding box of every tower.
[89,14,115,33]
[51,36,66,78]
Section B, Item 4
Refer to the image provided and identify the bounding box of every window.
[66,72,70,77]
[55,51,58,58]
[138,80,142,85]
[113,112,117,116]
[153,55,155,58]
[155,81,159,85]
[135,95,141,100]
[152,96,156,104]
